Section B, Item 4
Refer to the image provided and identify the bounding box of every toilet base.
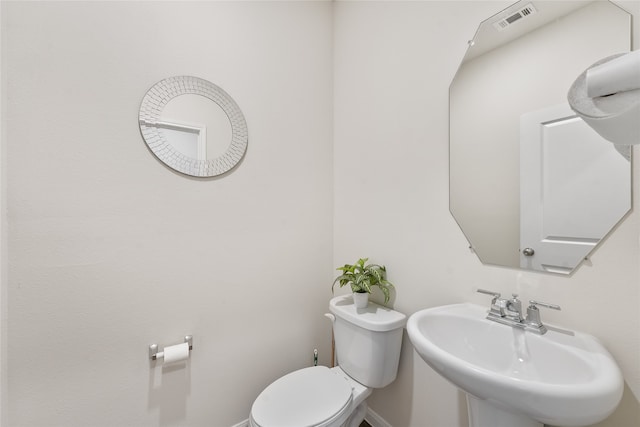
[344,401,367,427]
[330,366,372,427]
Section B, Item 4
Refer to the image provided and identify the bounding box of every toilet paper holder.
[149,335,193,361]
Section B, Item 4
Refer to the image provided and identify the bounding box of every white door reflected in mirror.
[159,94,233,161]
[519,104,630,274]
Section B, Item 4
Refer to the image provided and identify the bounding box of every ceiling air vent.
[493,3,537,32]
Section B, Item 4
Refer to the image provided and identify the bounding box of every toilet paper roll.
[163,342,190,365]
[568,54,640,145]
[586,50,640,98]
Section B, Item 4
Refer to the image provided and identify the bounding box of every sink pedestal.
[466,395,542,427]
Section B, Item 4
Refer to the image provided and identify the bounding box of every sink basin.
[407,303,623,427]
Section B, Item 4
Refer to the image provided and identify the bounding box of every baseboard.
[365,407,393,427]
[230,420,248,427]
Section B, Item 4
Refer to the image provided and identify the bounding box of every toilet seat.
[250,366,353,427]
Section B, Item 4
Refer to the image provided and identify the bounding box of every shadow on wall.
[393,336,416,425]
[148,362,191,426]
[367,333,470,427]
[579,383,640,427]
[368,335,416,426]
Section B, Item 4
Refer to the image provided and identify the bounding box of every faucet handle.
[477,288,501,301]
[477,289,505,317]
[528,300,561,311]
[525,300,561,334]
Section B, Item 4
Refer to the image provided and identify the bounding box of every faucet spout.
[504,294,523,322]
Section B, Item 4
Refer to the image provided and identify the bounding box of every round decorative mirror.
[139,76,248,177]
[449,1,632,275]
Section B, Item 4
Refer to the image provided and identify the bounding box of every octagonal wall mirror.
[139,76,248,178]
[450,1,632,275]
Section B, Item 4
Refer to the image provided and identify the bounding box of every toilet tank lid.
[329,295,407,332]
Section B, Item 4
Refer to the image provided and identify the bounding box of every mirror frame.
[139,76,248,177]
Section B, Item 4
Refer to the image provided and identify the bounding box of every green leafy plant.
[332,257,395,304]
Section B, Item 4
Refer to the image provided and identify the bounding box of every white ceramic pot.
[353,292,369,309]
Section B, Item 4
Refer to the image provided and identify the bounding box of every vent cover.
[493,3,537,32]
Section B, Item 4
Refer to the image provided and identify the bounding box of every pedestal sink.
[406,303,623,427]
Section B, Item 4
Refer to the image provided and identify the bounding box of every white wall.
[334,1,640,427]
[2,1,333,426]
[3,1,640,427]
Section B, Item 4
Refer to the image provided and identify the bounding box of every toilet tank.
[329,295,407,388]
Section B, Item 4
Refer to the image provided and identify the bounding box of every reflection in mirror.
[449,1,632,274]
[159,94,233,161]
[139,76,247,177]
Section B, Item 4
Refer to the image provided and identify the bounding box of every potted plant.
[332,257,395,308]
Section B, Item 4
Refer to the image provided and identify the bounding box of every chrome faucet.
[476,289,560,334]
[504,294,524,322]
[476,289,503,316]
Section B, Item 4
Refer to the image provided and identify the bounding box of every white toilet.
[249,294,407,427]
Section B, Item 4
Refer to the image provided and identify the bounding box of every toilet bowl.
[249,295,406,427]
[249,366,370,427]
